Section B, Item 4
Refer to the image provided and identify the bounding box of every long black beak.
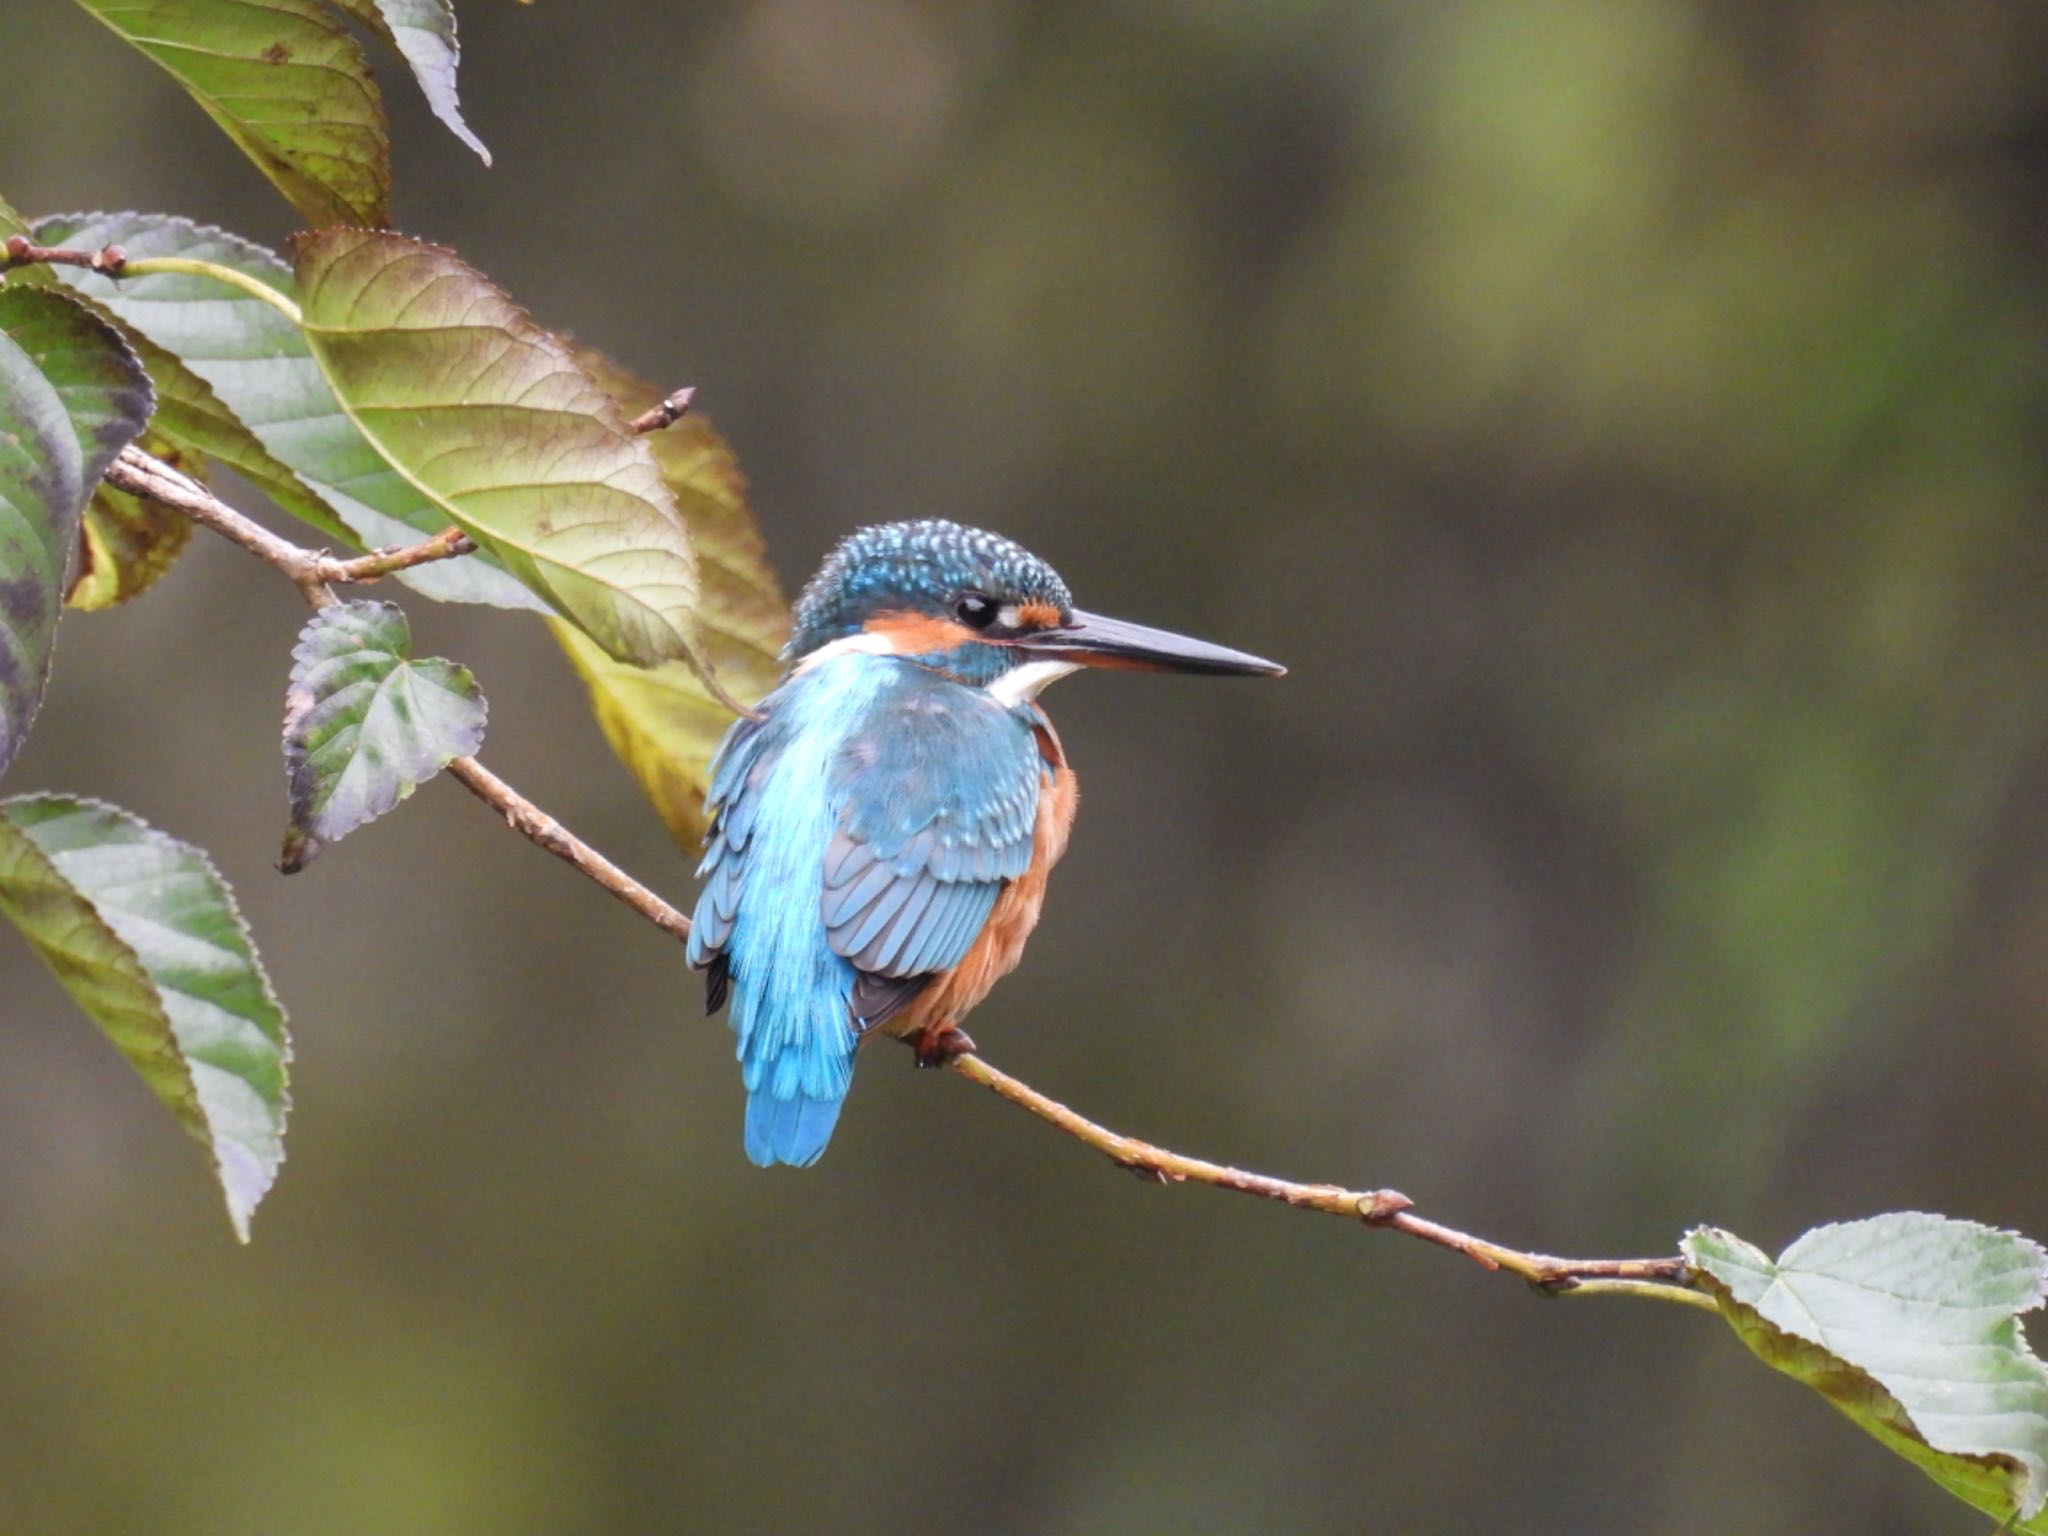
[1015,609,1285,676]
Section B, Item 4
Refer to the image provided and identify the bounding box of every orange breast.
[892,721,1077,1036]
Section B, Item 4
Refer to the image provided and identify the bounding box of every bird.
[687,519,1284,1167]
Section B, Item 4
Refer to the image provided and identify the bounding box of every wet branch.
[108,443,1707,1311]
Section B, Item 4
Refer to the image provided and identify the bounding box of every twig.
[104,450,476,605]
[6,240,303,322]
[326,527,476,582]
[105,448,688,939]
[948,1052,1708,1306]
[108,448,340,607]
[5,235,128,274]
[443,757,693,942]
[107,443,1708,1308]
[626,387,695,435]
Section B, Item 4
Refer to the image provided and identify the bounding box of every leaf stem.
[0,240,303,323]
[106,441,1712,1311]
[1551,1278,1722,1312]
[117,257,303,323]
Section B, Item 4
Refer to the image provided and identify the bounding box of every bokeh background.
[4,1,2048,1530]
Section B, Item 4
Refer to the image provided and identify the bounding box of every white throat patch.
[987,659,1081,707]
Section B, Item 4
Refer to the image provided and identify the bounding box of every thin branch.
[947,1052,1704,1305]
[108,444,1708,1308]
[626,387,695,435]
[5,240,303,322]
[443,757,693,943]
[4,235,128,275]
[106,448,688,939]
[104,451,476,603]
[326,527,476,583]
[107,448,339,607]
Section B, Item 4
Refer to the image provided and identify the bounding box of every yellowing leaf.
[554,356,788,849]
[36,212,541,608]
[70,439,196,611]
[294,230,706,668]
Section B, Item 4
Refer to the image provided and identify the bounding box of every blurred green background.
[4,1,2048,1530]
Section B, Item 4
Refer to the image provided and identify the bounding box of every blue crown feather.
[787,519,1073,660]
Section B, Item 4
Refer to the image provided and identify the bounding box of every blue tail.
[744,1084,846,1167]
[729,931,859,1167]
[690,655,892,1167]
[738,998,857,1167]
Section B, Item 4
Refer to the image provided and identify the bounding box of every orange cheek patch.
[1016,601,1063,628]
[863,611,979,654]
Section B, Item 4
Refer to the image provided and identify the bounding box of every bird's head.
[786,519,1283,697]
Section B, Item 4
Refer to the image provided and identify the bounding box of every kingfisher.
[687,519,1284,1167]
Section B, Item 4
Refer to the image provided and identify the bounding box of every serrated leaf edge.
[281,600,488,867]
[0,792,291,1240]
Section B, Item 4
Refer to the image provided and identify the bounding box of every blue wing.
[821,666,1044,1025]
[686,708,777,998]
[688,656,1044,1166]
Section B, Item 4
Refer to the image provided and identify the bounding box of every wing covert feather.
[822,669,1043,984]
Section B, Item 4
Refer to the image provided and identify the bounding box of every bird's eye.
[955,591,997,629]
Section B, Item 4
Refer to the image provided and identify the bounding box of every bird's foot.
[913,1020,977,1068]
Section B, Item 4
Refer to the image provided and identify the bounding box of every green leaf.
[38,261,342,580]
[33,213,541,610]
[122,328,352,543]
[0,795,290,1240]
[67,0,389,227]
[3,287,154,493]
[326,0,491,163]
[1687,1214,2048,1530]
[294,229,705,668]
[0,286,153,779]
[70,439,197,610]
[281,600,486,871]
[553,354,788,848]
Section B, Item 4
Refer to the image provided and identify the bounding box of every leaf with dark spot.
[67,0,389,227]
[0,285,152,780]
